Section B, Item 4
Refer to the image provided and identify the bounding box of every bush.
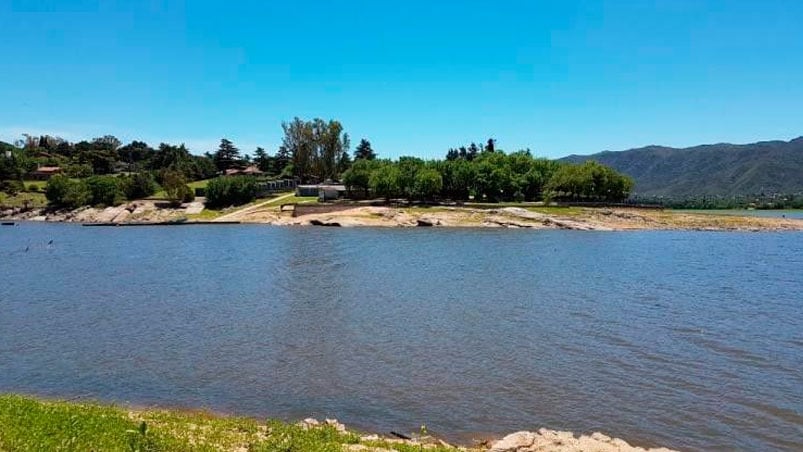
[65,163,93,178]
[0,180,24,196]
[161,170,193,207]
[46,175,90,208]
[122,172,157,200]
[45,174,69,205]
[205,176,258,208]
[86,176,125,206]
[181,184,195,203]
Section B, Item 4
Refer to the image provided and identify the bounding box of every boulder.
[298,418,320,429]
[490,431,537,451]
[324,418,347,433]
[309,219,341,227]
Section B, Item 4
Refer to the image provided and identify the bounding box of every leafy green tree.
[45,174,70,205]
[65,163,94,178]
[122,172,157,200]
[413,168,443,200]
[0,143,31,182]
[91,135,121,151]
[117,141,154,167]
[341,159,374,197]
[544,160,633,201]
[161,170,193,206]
[45,175,91,208]
[369,164,400,201]
[205,176,259,208]
[86,176,124,206]
[150,143,212,181]
[353,139,377,160]
[190,155,218,180]
[282,118,313,181]
[282,118,351,182]
[396,156,423,198]
[448,159,476,200]
[74,148,116,175]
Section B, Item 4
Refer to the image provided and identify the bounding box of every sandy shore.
[214,204,803,231]
[3,201,802,232]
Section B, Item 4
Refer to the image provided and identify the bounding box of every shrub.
[86,176,124,206]
[122,172,157,200]
[205,176,258,208]
[65,163,94,178]
[45,174,70,205]
[27,183,40,192]
[0,180,24,196]
[161,170,193,207]
[46,175,91,208]
[181,184,195,203]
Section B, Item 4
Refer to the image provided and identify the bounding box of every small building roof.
[32,166,62,173]
[225,165,263,176]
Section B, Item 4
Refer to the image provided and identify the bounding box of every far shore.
[3,199,803,232]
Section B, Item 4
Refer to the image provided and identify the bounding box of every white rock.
[490,431,537,451]
[298,417,319,429]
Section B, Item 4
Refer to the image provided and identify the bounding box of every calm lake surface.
[1,223,802,451]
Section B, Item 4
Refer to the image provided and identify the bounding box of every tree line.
[1,117,635,208]
[342,149,634,203]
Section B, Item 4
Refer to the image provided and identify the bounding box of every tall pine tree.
[353,138,376,160]
[213,138,241,171]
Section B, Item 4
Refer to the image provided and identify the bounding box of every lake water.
[1,223,802,451]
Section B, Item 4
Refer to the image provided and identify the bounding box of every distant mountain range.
[560,137,803,198]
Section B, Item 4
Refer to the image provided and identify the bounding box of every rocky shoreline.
[3,201,802,232]
[291,417,677,451]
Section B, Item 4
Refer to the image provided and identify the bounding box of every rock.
[324,418,347,433]
[298,418,320,429]
[309,219,341,227]
[416,219,434,227]
[489,431,537,451]
[111,209,131,223]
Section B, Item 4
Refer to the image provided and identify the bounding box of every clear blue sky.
[1,0,802,159]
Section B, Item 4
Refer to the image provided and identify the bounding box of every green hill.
[560,137,803,197]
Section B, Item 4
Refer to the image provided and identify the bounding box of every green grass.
[152,179,211,199]
[186,208,224,221]
[0,191,48,208]
[0,395,462,452]
[0,394,174,451]
[263,195,318,207]
[526,206,583,216]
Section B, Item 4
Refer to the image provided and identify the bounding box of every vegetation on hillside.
[561,137,803,200]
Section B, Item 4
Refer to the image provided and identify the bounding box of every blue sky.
[1,0,802,159]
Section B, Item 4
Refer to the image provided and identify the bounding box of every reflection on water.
[1,223,802,450]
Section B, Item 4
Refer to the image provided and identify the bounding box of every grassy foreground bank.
[0,394,458,452]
